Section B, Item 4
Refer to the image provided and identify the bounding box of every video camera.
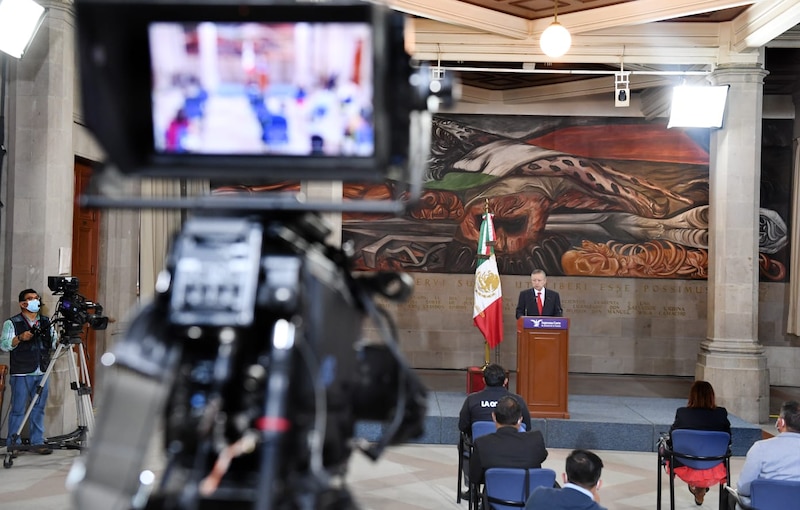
[68,1,453,509]
[47,276,109,335]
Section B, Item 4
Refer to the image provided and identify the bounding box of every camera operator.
[1,289,58,454]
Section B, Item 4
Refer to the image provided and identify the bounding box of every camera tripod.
[3,330,95,468]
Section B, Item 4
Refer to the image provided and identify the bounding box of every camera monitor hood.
[76,0,423,184]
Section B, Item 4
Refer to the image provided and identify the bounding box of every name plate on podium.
[521,317,569,330]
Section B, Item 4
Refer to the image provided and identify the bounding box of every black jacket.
[9,313,52,374]
[459,386,532,435]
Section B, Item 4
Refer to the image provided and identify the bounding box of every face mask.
[26,299,41,313]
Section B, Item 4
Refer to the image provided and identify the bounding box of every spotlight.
[0,0,47,59]
[668,85,729,129]
[615,71,630,108]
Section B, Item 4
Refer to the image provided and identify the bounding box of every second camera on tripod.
[47,276,109,333]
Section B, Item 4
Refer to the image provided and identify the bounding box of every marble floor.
[0,442,747,510]
[1,371,797,509]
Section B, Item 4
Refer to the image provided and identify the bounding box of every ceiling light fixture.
[668,84,729,129]
[539,1,571,59]
[0,0,47,59]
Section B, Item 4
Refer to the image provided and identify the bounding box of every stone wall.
[364,274,800,383]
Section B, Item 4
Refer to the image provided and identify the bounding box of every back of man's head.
[493,396,522,427]
[566,449,603,489]
[483,364,506,387]
[781,400,800,431]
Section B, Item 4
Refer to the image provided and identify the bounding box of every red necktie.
[536,292,543,315]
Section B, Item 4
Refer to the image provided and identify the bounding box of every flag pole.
[483,199,490,366]
[474,198,503,369]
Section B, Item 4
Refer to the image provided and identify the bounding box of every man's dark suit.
[469,426,548,485]
[526,486,607,510]
[515,288,563,318]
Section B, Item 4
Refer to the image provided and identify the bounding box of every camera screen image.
[149,21,374,158]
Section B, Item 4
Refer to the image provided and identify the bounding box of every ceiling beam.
[391,0,755,40]
[387,0,528,39]
[413,21,727,66]
[499,75,675,104]
[731,0,800,51]
[536,0,756,36]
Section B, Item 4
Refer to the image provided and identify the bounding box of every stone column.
[786,91,800,335]
[3,1,78,437]
[697,64,770,424]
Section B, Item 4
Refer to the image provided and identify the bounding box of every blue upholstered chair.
[656,429,731,510]
[459,421,530,508]
[483,467,557,510]
[748,478,800,509]
[457,421,496,505]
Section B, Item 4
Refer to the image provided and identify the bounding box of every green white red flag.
[473,209,503,348]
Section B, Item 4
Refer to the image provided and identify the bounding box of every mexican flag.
[473,209,503,348]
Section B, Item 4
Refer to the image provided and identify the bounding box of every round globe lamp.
[540,21,571,58]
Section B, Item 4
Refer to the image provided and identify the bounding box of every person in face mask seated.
[1,289,58,454]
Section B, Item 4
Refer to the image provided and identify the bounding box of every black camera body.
[47,275,80,294]
[70,1,445,509]
[47,276,109,335]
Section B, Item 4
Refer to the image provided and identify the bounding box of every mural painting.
[341,114,790,279]
[213,114,790,280]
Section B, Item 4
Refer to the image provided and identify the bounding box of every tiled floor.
[1,372,796,509]
[0,443,745,510]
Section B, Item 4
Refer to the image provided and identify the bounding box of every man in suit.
[515,269,563,318]
[526,449,607,510]
[469,396,548,486]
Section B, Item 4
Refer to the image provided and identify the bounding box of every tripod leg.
[75,342,95,433]
[5,342,66,458]
[59,343,94,449]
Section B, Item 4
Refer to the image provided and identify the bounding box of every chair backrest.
[484,467,556,510]
[471,421,527,439]
[749,478,800,509]
[472,421,497,439]
[670,429,731,470]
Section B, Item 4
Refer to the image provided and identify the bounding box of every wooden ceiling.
[389,0,800,98]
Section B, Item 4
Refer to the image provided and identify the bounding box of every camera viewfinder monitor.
[76,1,404,182]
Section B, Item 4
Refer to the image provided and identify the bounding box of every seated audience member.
[458,363,532,437]
[728,400,800,509]
[526,449,607,510]
[468,396,548,487]
[668,380,731,505]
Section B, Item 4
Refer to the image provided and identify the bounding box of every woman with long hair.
[668,380,731,505]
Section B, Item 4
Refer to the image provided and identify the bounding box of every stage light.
[0,0,47,59]
[615,71,630,108]
[668,85,729,128]
[540,1,571,58]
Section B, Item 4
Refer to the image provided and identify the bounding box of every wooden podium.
[516,317,570,418]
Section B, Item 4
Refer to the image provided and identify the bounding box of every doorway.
[72,159,101,393]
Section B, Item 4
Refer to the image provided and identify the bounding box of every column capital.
[709,63,769,86]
